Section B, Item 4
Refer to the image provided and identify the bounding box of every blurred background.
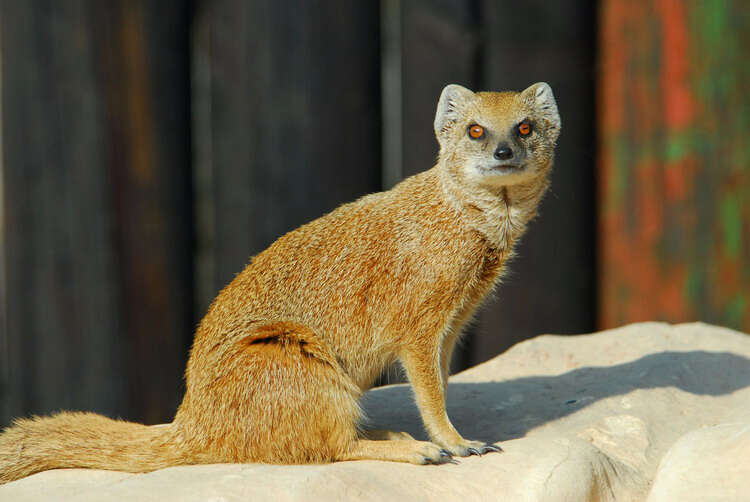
[0,0,747,426]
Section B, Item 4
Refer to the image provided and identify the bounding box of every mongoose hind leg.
[361,429,415,441]
[338,439,455,465]
[228,324,455,465]
[177,322,362,465]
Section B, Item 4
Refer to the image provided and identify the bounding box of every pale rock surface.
[1,322,749,501]
[646,422,750,502]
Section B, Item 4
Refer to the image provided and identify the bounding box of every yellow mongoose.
[0,82,560,483]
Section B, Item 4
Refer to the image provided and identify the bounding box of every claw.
[481,444,503,454]
[467,447,481,456]
[425,452,457,465]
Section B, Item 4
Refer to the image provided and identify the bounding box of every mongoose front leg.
[401,343,501,457]
[440,330,461,388]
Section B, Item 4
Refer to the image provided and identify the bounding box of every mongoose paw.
[423,448,458,465]
[416,442,458,465]
[439,439,503,458]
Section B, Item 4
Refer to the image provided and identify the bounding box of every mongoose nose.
[494,145,514,161]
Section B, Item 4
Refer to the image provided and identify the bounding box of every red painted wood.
[599,0,750,332]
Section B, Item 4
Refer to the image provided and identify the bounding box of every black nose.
[494,144,513,161]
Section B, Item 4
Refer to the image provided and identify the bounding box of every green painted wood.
[599,0,750,332]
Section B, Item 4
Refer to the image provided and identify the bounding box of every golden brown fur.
[0,83,560,483]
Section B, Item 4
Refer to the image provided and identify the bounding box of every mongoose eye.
[517,121,533,136]
[468,124,485,139]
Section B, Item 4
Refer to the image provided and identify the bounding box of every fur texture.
[0,83,560,483]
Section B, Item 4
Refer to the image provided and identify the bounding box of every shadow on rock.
[361,350,750,443]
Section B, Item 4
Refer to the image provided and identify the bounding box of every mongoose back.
[0,82,560,483]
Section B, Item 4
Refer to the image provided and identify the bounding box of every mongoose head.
[434,82,560,187]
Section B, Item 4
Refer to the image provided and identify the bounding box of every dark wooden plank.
[1,0,126,425]
[1,0,193,425]
[400,0,480,179]
[88,1,193,424]
[114,0,192,423]
[389,0,480,373]
[472,0,597,361]
[195,0,382,312]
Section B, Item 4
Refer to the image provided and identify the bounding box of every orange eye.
[468,124,484,139]
[518,122,532,136]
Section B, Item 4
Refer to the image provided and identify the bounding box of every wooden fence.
[599,0,750,332]
[2,0,595,426]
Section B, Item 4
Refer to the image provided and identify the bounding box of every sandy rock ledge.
[2,322,749,502]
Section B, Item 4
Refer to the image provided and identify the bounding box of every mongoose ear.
[522,82,561,133]
[434,84,475,140]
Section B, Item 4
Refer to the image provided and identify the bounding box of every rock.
[1,322,749,501]
[646,423,750,502]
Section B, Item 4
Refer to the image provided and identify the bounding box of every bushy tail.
[0,411,186,484]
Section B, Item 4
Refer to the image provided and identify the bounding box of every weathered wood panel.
[193,0,382,314]
[1,0,192,425]
[1,0,125,426]
[396,0,480,371]
[90,1,194,424]
[378,0,596,369]
[472,0,597,361]
[599,0,750,332]
[1,0,602,424]
[399,0,480,179]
